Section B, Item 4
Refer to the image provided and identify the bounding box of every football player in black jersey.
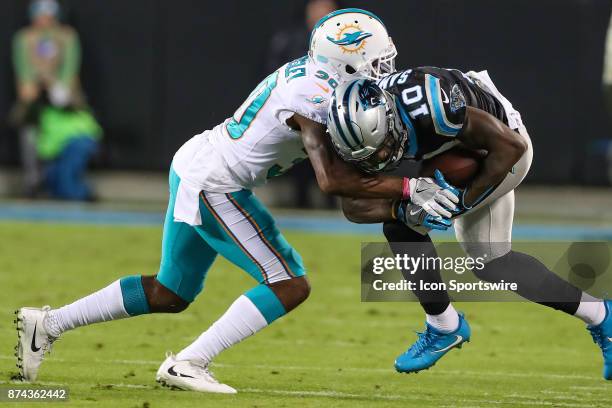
[327,67,612,379]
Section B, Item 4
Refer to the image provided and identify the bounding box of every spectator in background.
[264,0,339,208]
[37,104,102,201]
[10,0,101,201]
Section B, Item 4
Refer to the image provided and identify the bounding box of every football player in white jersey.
[15,9,432,393]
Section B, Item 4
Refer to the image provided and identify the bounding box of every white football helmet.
[327,79,407,173]
[309,8,397,80]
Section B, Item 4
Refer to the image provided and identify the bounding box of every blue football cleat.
[395,313,471,373]
[587,300,612,380]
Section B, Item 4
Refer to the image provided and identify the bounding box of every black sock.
[476,251,582,315]
[383,221,450,315]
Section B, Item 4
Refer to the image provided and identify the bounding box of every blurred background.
[0,0,610,231]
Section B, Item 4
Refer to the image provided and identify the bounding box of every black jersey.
[377,67,508,160]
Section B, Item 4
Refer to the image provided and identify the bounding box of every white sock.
[44,280,129,338]
[426,303,460,333]
[574,293,606,326]
[176,295,268,364]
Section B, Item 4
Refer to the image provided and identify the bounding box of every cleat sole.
[395,340,469,374]
[14,309,25,380]
[156,378,183,391]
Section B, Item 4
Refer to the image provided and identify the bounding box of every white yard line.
[0,354,602,382]
[569,385,612,391]
[0,380,149,389]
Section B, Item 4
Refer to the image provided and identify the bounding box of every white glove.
[408,175,459,219]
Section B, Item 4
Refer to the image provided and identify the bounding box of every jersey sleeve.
[12,29,34,83]
[423,73,467,137]
[284,75,332,125]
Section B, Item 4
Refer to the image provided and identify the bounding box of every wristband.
[402,177,411,200]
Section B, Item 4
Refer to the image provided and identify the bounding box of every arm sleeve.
[59,28,81,85]
[423,73,467,137]
[12,31,34,84]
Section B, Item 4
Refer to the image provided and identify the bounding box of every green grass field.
[0,221,610,407]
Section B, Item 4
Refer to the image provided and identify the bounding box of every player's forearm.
[298,115,405,200]
[460,107,527,206]
[464,137,525,205]
[325,173,404,199]
[464,153,514,204]
[341,197,395,224]
[307,141,404,199]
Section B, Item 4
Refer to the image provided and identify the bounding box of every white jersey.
[172,56,340,225]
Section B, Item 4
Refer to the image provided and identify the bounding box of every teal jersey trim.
[244,284,286,324]
[119,275,150,316]
[226,71,279,139]
[425,74,463,137]
[284,56,308,82]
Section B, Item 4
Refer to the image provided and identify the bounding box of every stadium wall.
[0,0,610,184]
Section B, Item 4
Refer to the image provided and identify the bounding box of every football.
[419,147,486,188]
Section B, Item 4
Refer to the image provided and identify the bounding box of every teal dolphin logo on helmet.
[326,31,372,47]
[309,8,397,80]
